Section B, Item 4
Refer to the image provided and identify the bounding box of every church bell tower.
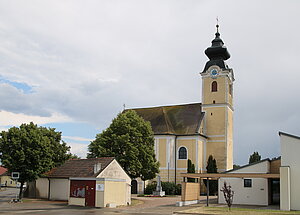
[201,24,234,171]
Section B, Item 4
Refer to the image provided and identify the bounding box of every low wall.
[181,182,200,201]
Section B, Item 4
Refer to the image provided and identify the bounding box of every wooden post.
[206,177,209,206]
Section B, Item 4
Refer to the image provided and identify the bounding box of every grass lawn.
[129,198,144,207]
[178,206,300,215]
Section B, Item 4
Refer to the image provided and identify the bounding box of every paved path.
[0,193,218,215]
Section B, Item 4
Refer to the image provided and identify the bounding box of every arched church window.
[178,147,187,159]
[212,81,218,92]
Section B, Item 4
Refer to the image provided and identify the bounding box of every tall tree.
[248,151,261,164]
[187,159,195,182]
[206,155,218,173]
[0,122,72,199]
[205,155,218,195]
[88,110,159,180]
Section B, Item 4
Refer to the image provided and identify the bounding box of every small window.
[178,147,187,159]
[212,81,218,92]
[244,179,252,188]
[213,100,215,104]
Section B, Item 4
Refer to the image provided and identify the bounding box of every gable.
[229,160,270,174]
[97,159,131,183]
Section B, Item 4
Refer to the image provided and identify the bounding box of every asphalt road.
[0,190,192,215]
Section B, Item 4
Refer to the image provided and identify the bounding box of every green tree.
[249,151,261,164]
[0,122,72,199]
[187,159,195,182]
[205,155,218,195]
[69,154,81,159]
[206,155,218,173]
[88,110,159,180]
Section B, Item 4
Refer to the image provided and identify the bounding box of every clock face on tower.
[210,69,218,79]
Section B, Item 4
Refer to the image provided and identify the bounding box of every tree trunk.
[18,181,24,200]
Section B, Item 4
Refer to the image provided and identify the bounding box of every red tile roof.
[0,166,7,176]
[44,157,115,178]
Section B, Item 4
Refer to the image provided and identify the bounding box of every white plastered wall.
[49,178,70,200]
[280,134,300,210]
[218,160,270,206]
[97,159,131,205]
[36,178,49,199]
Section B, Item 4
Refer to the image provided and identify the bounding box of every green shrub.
[175,183,182,195]
[144,182,157,194]
[144,181,181,195]
[162,182,177,195]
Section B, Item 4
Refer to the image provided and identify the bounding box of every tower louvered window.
[212,81,218,92]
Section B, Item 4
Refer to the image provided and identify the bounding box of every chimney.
[94,163,102,174]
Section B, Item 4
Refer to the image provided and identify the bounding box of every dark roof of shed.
[44,157,115,178]
[129,103,204,135]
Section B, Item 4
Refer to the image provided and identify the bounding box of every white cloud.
[0,110,72,127]
[63,136,93,142]
[67,142,88,159]
[0,0,299,165]
[0,127,8,132]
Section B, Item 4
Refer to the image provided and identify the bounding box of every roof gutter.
[154,133,208,138]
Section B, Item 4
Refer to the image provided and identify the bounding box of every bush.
[175,183,181,195]
[144,182,157,194]
[144,181,181,195]
[162,182,176,195]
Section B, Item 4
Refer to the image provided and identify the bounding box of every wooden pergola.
[180,173,280,206]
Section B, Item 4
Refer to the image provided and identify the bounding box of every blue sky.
[0,76,34,94]
[0,0,300,164]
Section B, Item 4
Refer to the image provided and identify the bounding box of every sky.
[0,0,299,165]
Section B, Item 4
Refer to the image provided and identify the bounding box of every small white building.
[279,131,300,211]
[27,157,131,207]
[218,158,280,206]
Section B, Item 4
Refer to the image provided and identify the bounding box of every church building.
[129,25,234,191]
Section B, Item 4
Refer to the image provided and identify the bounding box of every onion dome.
[202,24,231,73]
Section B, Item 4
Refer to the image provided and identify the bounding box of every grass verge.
[176,206,300,215]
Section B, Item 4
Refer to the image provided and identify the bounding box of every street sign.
[11,172,20,180]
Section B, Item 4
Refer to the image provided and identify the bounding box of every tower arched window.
[178,147,187,159]
[212,81,218,92]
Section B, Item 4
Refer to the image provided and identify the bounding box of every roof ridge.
[69,157,115,161]
[129,102,202,111]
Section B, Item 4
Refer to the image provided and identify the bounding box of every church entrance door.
[131,180,138,194]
